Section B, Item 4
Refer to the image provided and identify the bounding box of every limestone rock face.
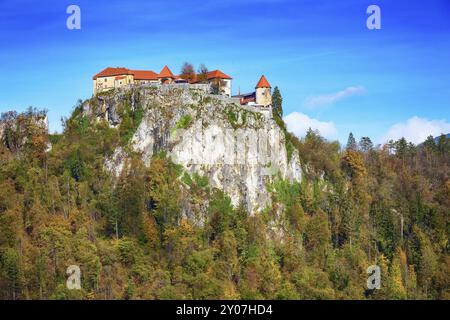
[0,122,4,141]
[99,85,301,213]
[0,111,49,151]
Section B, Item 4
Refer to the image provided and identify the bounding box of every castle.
[232,75,272,108]
[92,66,272,108]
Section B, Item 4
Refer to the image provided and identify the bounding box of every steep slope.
[83,84,302,213]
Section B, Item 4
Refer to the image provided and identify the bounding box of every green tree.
[359,136,373,153]
[0,247,23,300]
[423,135,436,151]
[272,86,283,118]
[415,227,438,296]
[386,251,407,299]
[346,132,357,151]
[304,209,331,267]
[147,154,182,229]
[437,134,450,154]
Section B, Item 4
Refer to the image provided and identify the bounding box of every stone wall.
[256,87,272,106]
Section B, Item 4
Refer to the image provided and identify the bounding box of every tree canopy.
[0,103,448,300]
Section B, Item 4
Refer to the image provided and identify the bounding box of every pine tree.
[346,132,357,151]
[423,135,436,151]
[272,86,283,118]
[437,134,450,154]
[415,227,438,295]
[359,136,373,153]
[387,252,407,299]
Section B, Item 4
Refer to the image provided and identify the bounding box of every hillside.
[0,86,449,300]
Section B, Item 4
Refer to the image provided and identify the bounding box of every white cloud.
[380,116,450,144]
[283,112,338,139]
[304,86,367,108]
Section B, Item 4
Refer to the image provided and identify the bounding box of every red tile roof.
[158,65,175,78]
[94,66,232,83]
[93,67,159,80]
[93,67,131,80]
[190,70,232,83]
[206,70,232,80]
[131,70,158,80]
[256,75,271,88]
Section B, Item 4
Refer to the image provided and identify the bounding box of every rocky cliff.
[0,109,49,153]
[83,84,302,213]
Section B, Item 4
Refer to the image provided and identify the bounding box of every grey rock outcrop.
[95,85,301,214]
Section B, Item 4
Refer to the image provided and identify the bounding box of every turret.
[158,65,175,84]
[255,75,272,107]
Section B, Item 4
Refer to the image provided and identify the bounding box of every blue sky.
[1,0,449,145]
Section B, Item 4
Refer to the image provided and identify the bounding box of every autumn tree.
[180,62,195,81]
[197,64,209,83]
[146,154,183,229]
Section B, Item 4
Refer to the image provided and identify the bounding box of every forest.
[0,93,448,300]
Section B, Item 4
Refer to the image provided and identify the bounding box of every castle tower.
[255,75,272,106]
[158,65,175,84]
